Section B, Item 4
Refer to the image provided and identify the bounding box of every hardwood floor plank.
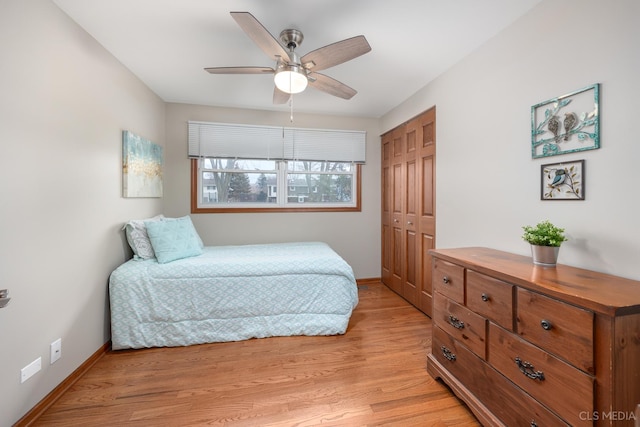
[31,283,479,426]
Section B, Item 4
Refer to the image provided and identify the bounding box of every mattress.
[109,241,358,349]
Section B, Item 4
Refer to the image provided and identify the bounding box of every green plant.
[521,220,567,247]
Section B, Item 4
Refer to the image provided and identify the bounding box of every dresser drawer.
[489,322,594,426]
[432,325,484,389]
[466,270,514,330]
[479,366,571,427]
[433,292,486,358]
[432,326,569,427]
[432,258,464,303]
[516,288,594,374]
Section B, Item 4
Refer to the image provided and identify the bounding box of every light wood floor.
[32,283,479,426]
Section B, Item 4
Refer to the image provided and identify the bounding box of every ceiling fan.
[205,12,372,104]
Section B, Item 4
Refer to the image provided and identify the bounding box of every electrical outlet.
[21,357,41,383]
[50,338,62,364]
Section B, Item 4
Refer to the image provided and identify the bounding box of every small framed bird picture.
[541,160,585,200]
[531,83,600,158]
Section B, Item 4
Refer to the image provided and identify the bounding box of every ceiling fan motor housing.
[279,29,304,50]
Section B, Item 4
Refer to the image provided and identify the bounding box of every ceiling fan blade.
[230,12,290,62]
[307,73,357,100]
[301,35,371,72]
[205,66,274,74]
[273,87,291,104]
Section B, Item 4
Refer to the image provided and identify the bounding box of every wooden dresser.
[427,247,640,426]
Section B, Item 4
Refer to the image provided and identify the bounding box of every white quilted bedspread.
[109,242,358,349]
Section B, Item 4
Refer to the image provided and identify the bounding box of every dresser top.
[430,247,640,316]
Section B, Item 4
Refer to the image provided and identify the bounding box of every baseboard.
[13,341,111,427]
[356,277,381,285]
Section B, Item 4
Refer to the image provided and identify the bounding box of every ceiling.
[53,0,541,118]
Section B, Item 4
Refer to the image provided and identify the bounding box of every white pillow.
[123,215,164,260]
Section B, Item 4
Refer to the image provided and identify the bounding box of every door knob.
[0,289,10,308]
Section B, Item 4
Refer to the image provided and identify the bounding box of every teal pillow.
[145,216,203,264]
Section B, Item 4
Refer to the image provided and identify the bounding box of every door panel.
[392,163,402,217]
[382,223,391,284]
[421,233,435,315]
[422,156,434,218]
[391,225,402,293]
[404,229,418,304]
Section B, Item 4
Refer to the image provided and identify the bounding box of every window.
[188,121,365,213]
[287,161,354,204]
[191,158,361,212]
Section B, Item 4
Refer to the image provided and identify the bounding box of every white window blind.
[188,121,284,160]
[188,121,366,163]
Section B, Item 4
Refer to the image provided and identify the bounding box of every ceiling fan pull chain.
[290,95,294,123]
[289,71,294,123]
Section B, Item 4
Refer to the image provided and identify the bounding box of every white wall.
[0,1,165,425]
[382,0,640,281]
[164,103,381,279]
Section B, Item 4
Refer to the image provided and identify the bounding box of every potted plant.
[521,220,567,267]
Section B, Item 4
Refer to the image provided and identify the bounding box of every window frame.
[190,159,362,213]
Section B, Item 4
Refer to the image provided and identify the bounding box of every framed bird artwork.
[541,159,585,200]
[531,83,600,158]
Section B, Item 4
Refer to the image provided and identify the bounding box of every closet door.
[417,107,436,316]
[381,107,436,316]
[381,132,393,287]
[402,121,419,305]
[381,127,404,295]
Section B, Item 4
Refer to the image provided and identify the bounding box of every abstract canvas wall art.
[122,130,163,198]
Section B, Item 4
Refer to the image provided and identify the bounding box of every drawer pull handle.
[515,357,545,381]
[481,293,489,302]
[441,345,456,361]
[407,221,413,225]
[442,276,450,284]
[448,315,465,329]
[540,319,552,330]
[530,421,538,427]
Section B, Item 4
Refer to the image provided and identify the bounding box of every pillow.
[161,216,205,248]
[123,215,165,260]
[145,216,203,264]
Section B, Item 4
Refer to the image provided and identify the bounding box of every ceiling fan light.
[274,65,308,94]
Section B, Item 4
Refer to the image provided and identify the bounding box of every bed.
[109,239,359,350]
